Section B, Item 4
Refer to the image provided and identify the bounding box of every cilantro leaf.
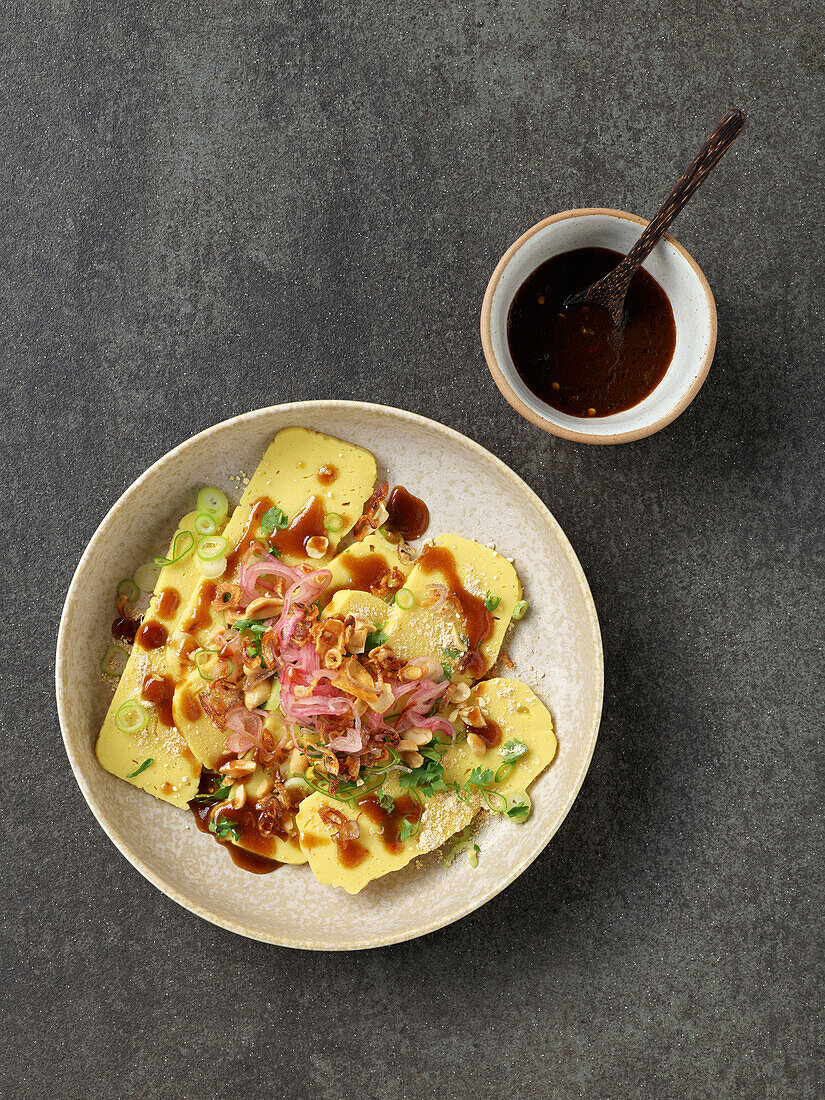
[209,814,241,842]
[377,791,395,813]
[442,646,461,660]
[506,796,531,824]
[399,756,448,798]
[232,619,267,635]
[484,592,501,612]
[194,782,232,803]
[365,625,388,651]
[440,662,453,682]
[126,758,153,778]
[466,767,495,788]
[398,818,418,843]
[500,739,528,763]
[261,505,289,534]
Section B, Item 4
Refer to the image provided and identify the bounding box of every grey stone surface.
[1,1,823,1097]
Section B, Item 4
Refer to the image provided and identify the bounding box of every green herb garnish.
[377,791,395,813]
[232,619,267,635]
[442,646,461,660]
[209,814,241,842]
[365,624,388,651]
[154,529,195,568]
[440,662,453,682]
[194,782,232,803]
[484,592,501,612]
[500,739,528,762]
[506,795,531,824]
[466,766,495,788]
[399,754,448,798]
[261,505,289,534]
[398,818,418,843]
[126,758,153,778]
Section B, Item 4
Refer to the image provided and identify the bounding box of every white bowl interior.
[56,402,603,949]
[488,214,714,438]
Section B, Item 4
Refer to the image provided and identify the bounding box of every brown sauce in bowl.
[507,247,676,417]
[386,486,429,541]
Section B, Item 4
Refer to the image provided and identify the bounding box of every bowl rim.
[55,400,604,950]
[480,207,718,445]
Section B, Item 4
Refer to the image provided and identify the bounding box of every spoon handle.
[615,108,746,283]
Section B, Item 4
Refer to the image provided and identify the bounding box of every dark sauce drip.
[318,805,369,868]
[141,672,175,727]
[226,497,273,574]
[135,620,168,651]
[473,716,503,749]
[418,545,494,670]
[507,247,677,417]
[358,793,422,854]
[179,686,202,722]
[268,495,327,558]
[338,551,403,594]
[180,580,217,634]
[317,464,338,485]
[188,770,283,875]
[112,613,140,644]
[386,486,430,541]
[156,587,180,621]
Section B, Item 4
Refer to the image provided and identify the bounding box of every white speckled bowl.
[481,208,717,444]
[55,402,603,949]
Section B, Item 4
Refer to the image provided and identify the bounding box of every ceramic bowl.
[55,402,603,949]
[481,208,717,444]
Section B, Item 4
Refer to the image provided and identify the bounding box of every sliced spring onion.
[394,588,415,610]
[193,648,218,680]
[154,530,195,568]
[100,645,129,678]
[116,578,139,604]
[126,757,154,778]
[445,840,480,868]
[480,788,508,813]
[133,562,160,592]
[511,599,529,621]
[323,512,344,532]
[194,512,218,536]
[115,700,149,735]
[505,790,532,824]
[197,486,229,521]
[494,761,515,784]
[195,554,227,579]
[196,534,228,562]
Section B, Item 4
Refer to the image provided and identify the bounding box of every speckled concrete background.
[2,2,823,1097]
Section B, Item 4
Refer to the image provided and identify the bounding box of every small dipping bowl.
[481,208,717,444]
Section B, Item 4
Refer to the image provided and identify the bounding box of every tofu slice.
[441,679,557,792]
[96,511,212,808]
[212,763,307,866]
[172,677,286,771]
[320,588,393,626]
[167,427,377,679]
[324,533,410,598]
[296,777,479,894]
[383,534,522,679]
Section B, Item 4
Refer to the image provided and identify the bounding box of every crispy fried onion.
[311,615,378,669]
[352,480,389,541]
[318,804,361,843]
[372,566,405,597]
[331,656,394,713]
[212,582,244,612]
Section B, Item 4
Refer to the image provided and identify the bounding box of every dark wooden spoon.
[565,108,746,326]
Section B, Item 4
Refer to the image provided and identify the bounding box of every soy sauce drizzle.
[418,545,494,670]
[386,486,430,541]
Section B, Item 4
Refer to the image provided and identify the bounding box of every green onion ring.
[195,554,227,579]
[154,530,195,568]
[481,788,508,813]
[101,645,129,678]
[323,512,344,532]
[197,486,229,521]
[133,562,160,592]
[511,600,529,621]
[194,512,218,536]
[115,700,149,735]
[116,578,139,605]
[196,534,228,562]
[495,761,515,784]
[394,587,415,610]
